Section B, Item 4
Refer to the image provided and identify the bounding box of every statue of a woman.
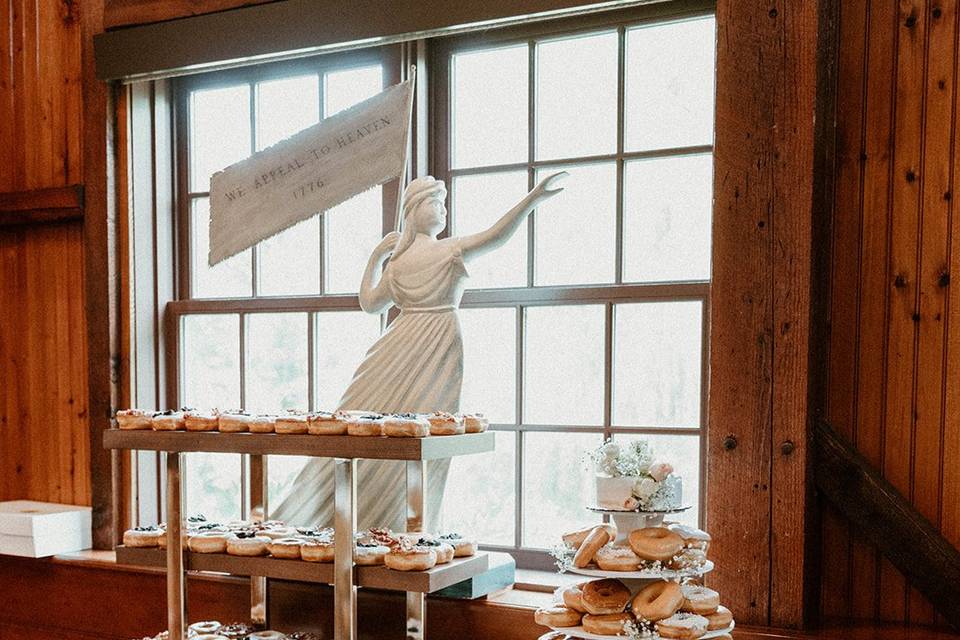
[274,171,566,530]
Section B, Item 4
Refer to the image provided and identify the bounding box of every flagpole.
[395,64,417,232]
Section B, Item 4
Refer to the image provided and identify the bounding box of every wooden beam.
[0,186,84,227]
[104,0,279,30]
[814,419,960,631]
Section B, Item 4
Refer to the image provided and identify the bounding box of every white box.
[0,500,92,557]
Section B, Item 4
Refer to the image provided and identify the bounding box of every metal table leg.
[248,454,268,627]
[405,460,426,640]
[334,458,357,640]
[166,452,186,640]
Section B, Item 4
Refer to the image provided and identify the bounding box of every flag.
[208,77,414,266]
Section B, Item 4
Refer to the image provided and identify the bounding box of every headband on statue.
[400,176,447,227]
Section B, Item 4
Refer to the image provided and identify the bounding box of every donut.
[680,584,719,615]
[188,622,222,635]
[437,533,477,557]
[275,413,308,435]
[248,415,276,433]
[462,413,489,433]
[628,527,685,562]
[580,579,630,615]
[669,547,708,570]
[435,542,455,564]
[267,537,302,559]
[533,605,582,628]
[287,634,323,640]
[185,410,219,432]
[594,545,641,571]
[667,523,712,551]
[152,410,185,431]
[704,605,733,630]
[427,411,464,435]
[561,583,588,613]
[656,612,709,639]
[562,523,617,549]
[573,526,610,568]
[301,539,335,562]
[188,531,230,553]
[116,409,153,430]
[383,413,431,437]
[384,546,437,571]
[123,526,163,547]
[354,543,390,565]
[582,612,633,636]
[347,414,384,436]
[631,581,684,621]
[247,631,287,640]
[193,635,229,640]
[307,411,352,435]
[258,525,298,540]
[217,412,250,433]
[226,533,270,556]
[217,623,254,639]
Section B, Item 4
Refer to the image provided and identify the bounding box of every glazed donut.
[248,415,276,433]
[185,410,219,432]
[582,612,633,636]
[427,411,464,435]
[628,527,685,562]
[437,533,477,557]
[301,539,335,562]
[307,411,351,435]
[354,543,390,565]
[188,531,230,553]
[667,523,712,551]
[580,578,631,615]
[533,605,583,628]
[462,413,489,433]
[595,545,641,572]
[123,526,163,547]
[267,537,302,559]
[217,412,251,433]
[680,584,720,615]
[656,612,709,639]
[116,409,153,430]
[669,547,708,570]
[383,413,431,437]
[573,526,610,568]
[704,605,733,630]
[247,631,287,640]
[188,622,222,635]
[347,414,384,436]
[152,410,185,431]
[275,413,308,434]
[384,546,437,571]
[631,581,684,621]
[226,533,270,556]
[561,583,588,613]
[562,523,617,549]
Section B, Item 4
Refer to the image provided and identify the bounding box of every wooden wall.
[822,0,960,626]
[0,2,90,505]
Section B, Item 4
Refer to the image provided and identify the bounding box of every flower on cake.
[586,439,681,511]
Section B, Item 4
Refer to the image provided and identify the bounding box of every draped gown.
[273,239,468,530]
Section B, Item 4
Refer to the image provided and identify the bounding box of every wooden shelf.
[115,546,492,593]
[103,429,494,460]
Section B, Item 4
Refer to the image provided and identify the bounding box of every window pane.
[315,311,383,411]
[269,455,311,515]
[613,301,702,427]
[452,171,529,289]
[613,433,700,527]
[536,32,617,160]
[325,187,383,294]
[192,198,252,298]
[535,163,616,286]
[452,45,528,168]
[190,84,251,192]
[324,65,383,117]
[258,217,321,296]
[181,314,240,409]
[186,453,242,522]
[460,308,517,424]
[524,305,604,424]
[442,430,516,545]
[625,17,716,151]
[522,431,602,547]
[256,75,320,149]
[245,313,308,413]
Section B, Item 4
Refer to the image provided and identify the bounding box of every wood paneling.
[104,0,279,30]
[823,0,960,627]
[0,185,84,226]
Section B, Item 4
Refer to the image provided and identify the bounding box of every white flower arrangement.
[586,439,679,510]
[549,543,576,573]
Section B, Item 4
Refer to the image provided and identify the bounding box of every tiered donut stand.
[539,507,733,640]
[104,429,498,640]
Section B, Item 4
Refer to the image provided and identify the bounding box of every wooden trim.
[104,0,279,30]
[0,185,84,227]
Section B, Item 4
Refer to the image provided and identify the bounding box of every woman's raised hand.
[529,171,568,205]
[375,231,401,259]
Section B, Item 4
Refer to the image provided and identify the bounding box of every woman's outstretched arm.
[460,171,567,261]
[358,231,400,313]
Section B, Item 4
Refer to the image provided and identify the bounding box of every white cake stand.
[566,560,713,581]
[585,505,693,545]
[541,621,735,640]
